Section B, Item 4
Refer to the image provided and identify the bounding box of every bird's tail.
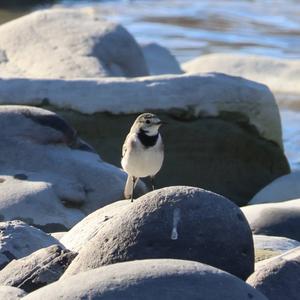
[124,175,139,199]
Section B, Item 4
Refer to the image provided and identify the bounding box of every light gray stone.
[62,186,254,280]
[0,105,146,231]
[142,43,182,75]
[250,171,300,204]
[0,245,76,293]
[0,8,148,78]
[24,259,267,300]
[0,286,27,299]
[0,221,61,270]
[247,247,300,300]
[182,53,300,108]
[242,199,300,241]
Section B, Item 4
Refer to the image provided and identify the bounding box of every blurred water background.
[0,0,299,169]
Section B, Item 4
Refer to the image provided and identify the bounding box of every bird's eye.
[145,120,151,124]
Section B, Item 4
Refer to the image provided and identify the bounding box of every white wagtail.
[121,113,164,202]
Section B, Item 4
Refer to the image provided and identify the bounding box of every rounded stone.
[24,259,267,300]
[242,199,300,241]
[62,186,254,280]
[247,247,300,300]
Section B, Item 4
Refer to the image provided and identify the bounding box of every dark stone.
[0,245,77,293]
[49,108,290,206]
[247,247,300,300]
[62,186,254,280]
[13,173,28,180]
[23,260,267,300]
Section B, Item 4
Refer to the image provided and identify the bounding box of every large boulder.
[0,105,145,231]
[142,43,183,75]
[0,245,76,293]
[242,199,300,241]
[24,259,267,300]
[0,221,61,270]
[0,73,289,205]
[249,171,300,204]
[62,186,254,280]
[182,53,300,107]
[247,247,300,300]
[0,286,27,299]
[0,8,148,78]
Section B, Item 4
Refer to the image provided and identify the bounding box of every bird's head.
[132,113,163,136]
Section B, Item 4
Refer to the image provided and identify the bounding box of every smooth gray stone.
[242,199,300,241]
[142,43,183,75]
[0,8,148,78]
[62,186,254,280]
[247,246,300,300]
[0,105,146,232]
[0,245,76,293]
[24,259,267,300]
[0,286,27,299]
[0,221,61,270]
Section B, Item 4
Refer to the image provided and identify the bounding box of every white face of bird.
[133,113,163,136]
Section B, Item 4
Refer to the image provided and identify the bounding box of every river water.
[0,0,299,169]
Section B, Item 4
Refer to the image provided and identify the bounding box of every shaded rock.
[62,186,254,280]
[250,171,300,204]
[142,43,182,75]
[0,286,27,299]
[0,8,148,78]
[0,105,146,231]
[24,259,267,300]
[0,221,61,270]
[0,245,76,293]
[242,199,300,241]
[247,247,300,300]
[182,53,300,108]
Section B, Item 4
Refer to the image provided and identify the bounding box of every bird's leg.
[131,176,137,202]
[150,176,155,191]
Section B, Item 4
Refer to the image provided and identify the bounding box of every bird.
[121,113,164,202]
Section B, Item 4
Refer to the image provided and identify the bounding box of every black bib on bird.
[138,129,159,147]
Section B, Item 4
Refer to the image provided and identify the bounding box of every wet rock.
[62,186,254,280]
[242,199,300,241]
[0,286,27,299]
[142,43,182,75]
[0,245,76,293]
[247,247,300,300]
[0,105,146,231]
[250,171,300,205]
[0,221,61,270]
[24,259,267,300]
[0,8,148,78]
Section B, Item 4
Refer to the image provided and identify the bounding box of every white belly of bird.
[122,145,164,178]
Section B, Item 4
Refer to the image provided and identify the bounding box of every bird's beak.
[157,121,167,126]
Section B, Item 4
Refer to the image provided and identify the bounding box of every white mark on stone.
[171,208,180,240]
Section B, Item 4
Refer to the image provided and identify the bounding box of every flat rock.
[242,199,300,241]
[247,247,300,300]
[0,73,289,205]
[62,186,254,280]
[0,221,61,270]
[250,171,300,204]
[24,259,267,300]
[0,245,76,293]
[0,105,146,231]
[0,8,148,78]
[142,43,182,75]
[182,53,300,108]
[0,286,27,299]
